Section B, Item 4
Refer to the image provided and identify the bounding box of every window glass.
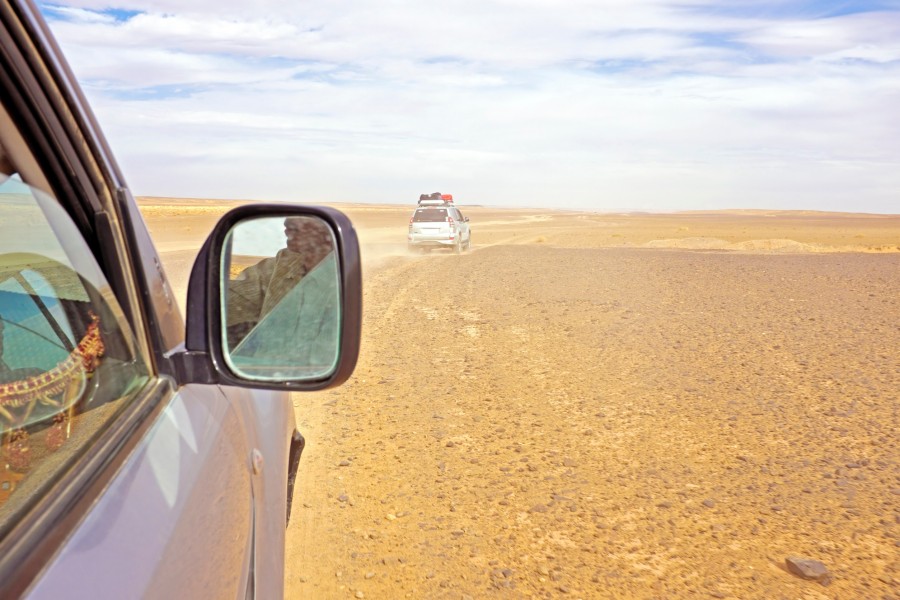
[413,208,447,222]
[223,216,341,380]
[0,175,151,538]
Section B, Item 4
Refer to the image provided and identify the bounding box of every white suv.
[407,194,471,253]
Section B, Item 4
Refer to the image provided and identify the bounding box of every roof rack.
[418,192,454,205]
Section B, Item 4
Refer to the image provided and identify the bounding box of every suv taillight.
[447,216,456,230]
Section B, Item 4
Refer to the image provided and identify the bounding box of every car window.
[413,208,447,222]
[0,174,151,539]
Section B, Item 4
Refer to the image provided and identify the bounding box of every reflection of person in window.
[226,218,333,348]
[231,252,340,374]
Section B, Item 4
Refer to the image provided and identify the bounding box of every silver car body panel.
[23,383,286,599]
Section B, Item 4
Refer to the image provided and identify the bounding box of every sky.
[39,1,900,213]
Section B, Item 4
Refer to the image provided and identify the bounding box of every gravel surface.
[286,240,898,599]
[138,200,898,599]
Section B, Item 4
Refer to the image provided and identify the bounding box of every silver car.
[407,198,471,254]
[0,1,361,597]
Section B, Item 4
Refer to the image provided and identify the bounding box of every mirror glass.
[221,215,341,381]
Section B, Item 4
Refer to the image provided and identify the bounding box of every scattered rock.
[339,460,351,467]
[529,504,549,513]
[785,557,831,585]
[702,499,716,508]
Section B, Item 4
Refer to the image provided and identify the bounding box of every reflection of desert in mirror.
[141,197,898,599]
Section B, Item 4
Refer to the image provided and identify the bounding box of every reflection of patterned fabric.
[0,313,103,409]
[226,249,309,329]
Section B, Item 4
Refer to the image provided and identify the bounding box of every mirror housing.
[173,204,361,391]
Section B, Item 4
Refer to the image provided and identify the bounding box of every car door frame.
[0,2,187,596]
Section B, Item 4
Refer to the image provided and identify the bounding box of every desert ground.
[139,198,899,600]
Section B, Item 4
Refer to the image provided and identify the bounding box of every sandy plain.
[139,198,899,600]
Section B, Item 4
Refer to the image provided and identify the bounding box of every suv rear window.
[413,208,447,222]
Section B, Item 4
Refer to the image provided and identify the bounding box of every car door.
[453,207,470,244]
[0,4,256,597]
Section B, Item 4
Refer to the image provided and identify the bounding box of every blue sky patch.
[100,8,142,22]
[38,3,142,23]
[583,58,657,75]
[101,83,203,101]
[685,0,899,20]
[690,32,744,52]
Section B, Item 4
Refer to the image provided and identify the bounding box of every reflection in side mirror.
[220,215,341,381]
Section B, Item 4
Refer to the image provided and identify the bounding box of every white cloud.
[40,0,900,213]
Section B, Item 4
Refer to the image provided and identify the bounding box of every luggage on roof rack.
[418,192,455,205]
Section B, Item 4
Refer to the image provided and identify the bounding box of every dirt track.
[140,201,899,599]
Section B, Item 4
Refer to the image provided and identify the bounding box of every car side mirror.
[178,205,362,391]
